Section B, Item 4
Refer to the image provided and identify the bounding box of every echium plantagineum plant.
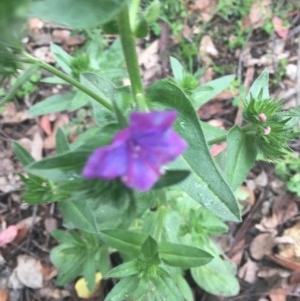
[3,0,300,300]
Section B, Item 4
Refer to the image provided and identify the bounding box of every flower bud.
[263,126,271,135]
[258,113,267,122]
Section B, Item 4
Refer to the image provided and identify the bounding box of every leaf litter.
[1,2,300,300]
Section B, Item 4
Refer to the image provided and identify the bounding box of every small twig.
[7,241,39,260]
[159,21,171,78]
[25,205,37,250]
[45,203,56,248]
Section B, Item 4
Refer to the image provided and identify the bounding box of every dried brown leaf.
[44,217,58,233]
[269,287,287,301]
[272,16,289,39]
[277,222,300,260]
[250,233,275,260]
[199,35,218,65]
[238,258,259,283]
[31,131,43,160]
[39,115,52,136]
[2,103,30,124]
[0,225,18,247]
[39,287,70,299]
[28,18,44,31]
[189,0,217,22]
[249,0,272,29]
[0,288,9,301]
[16,255,44,289]
[43,113,69,149]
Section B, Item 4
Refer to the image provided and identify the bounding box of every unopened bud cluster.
[243,96,294,161]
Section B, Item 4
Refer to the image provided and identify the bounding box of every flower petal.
[130,111,177,132]
[135,129,188,165]
[122,154,161,191]
[112,128,131,144]
[83,144,129,180]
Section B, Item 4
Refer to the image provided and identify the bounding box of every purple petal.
[130,111,177,133]
[83,144,129,180]
[135,129,188,165]
[122,154,161,191]
[112,128,131,144]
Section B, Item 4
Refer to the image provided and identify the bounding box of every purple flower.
[83,110,187,191]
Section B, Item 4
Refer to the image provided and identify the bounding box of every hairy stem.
[118,4,147,109]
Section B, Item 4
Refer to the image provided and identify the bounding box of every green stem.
[118,4,147,109]
[207,124,257,145]
[22,52,113,111]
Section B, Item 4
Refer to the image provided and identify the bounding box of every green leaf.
[50,244,85,285]
[51,230,81,244]
[147,80,240,221]
[159,241,212,268]
[175,275,194,301]
[28,92,89,116]
[81,72,114,103]
[151,269,184,301]
[50,43,72,74]
[102,19,119,34]
[200,121,226,141]
[100,229,147,256]
[153,170,190,189]
[104,276,139,301]
[59,199,96,233]
[29,0,128,30]
[135,16,148,38]
[141,236,158,260]
[191,256,240,296]
[105,260,139,279]
[0,65,39,105]
[13,141,35,166]
[82,254,97,291]
[55,128,70,155]
[170,57,184,82]
[246,68,269,101]
[80,72,115,125]
[144,0,160,25]
[25,126,113,181]
[40,76,68,84]
[192,75,235,107]
[0,0,29,76]
[25,151,88,180]
[19,174,54,205]
[225,126,258,191]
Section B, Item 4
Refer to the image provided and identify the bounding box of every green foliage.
[13,141,35,166]
[276,152,300,197]
[142,0,187,36]
[225,126,258,191]
[29,0,128,30]
[9,68,41,99]
[0,0,29,76]
[217,0,254,20]
[147,80,241,221]
[28,40,124,117]
[242,69,298,161]
[0,63,53,106]
[191,256,240,296]
[51,230,109,290]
